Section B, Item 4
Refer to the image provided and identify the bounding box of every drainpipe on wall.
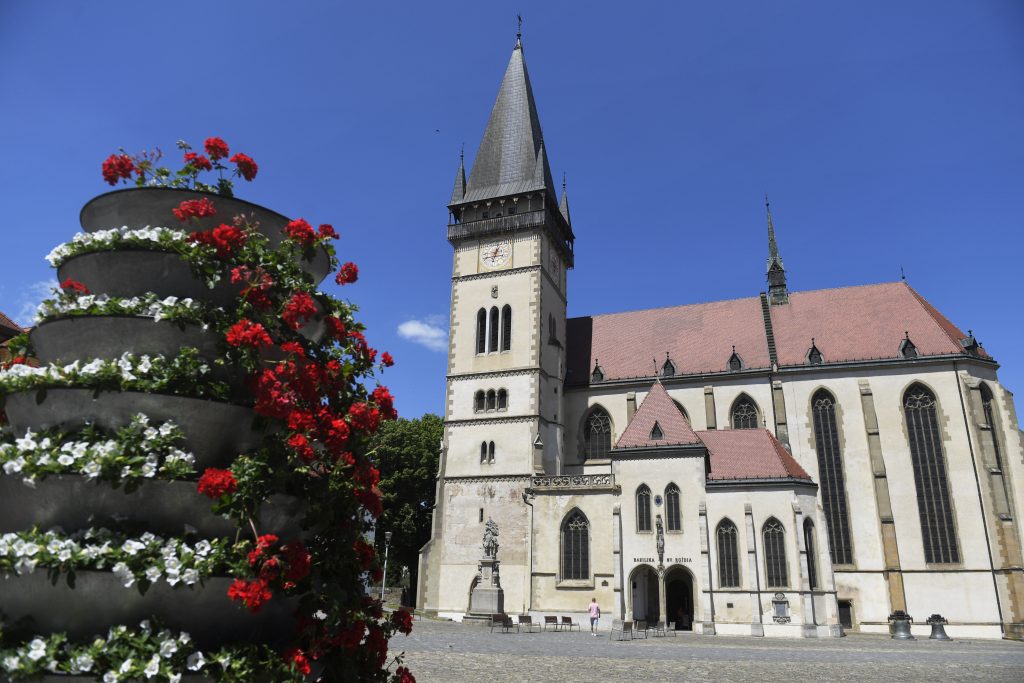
[522,491,534,614]
[954,361,1005,636]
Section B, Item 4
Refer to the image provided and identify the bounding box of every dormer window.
[661,353,676,378]
[650,421,664,440]
[900,332,918,359]
[807,339,823,365]
[591,360,604,383]
[728,346,742,372]
[961,329,980,356]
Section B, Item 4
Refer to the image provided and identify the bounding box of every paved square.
[395,619,1024,682]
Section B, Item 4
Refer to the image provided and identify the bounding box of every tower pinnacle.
[765,196,789,305]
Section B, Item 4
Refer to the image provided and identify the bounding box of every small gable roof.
[699,429,812,482]
[615,382,701,449]
[0,311,25,342]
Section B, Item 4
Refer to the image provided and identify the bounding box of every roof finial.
[460,143,464,163]
[516,13,523,48]
[562,171,566,193]
[900,265,906,281]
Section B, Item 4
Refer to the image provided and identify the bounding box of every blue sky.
[1,1,1022,419]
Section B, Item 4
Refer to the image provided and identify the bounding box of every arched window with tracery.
[583,407,612,460]
[497,389,507,411]
[762,518,788,588]
[665,483,681,531]
[980,383,1004,471]
[904,384,959,564]
[501,305,512,351]
[731,396,759,429]
[716,519,740,588]
[561,510,590,580]
[474,390,485,413]
[488,307,499,352]
[476,309,486,354]
[811,389,853,565]
[636,484,652,532]
[803,519,819,590]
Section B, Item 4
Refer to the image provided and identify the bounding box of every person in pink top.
[588,597,601,635]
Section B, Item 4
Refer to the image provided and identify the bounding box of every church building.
[417,34,1024,639]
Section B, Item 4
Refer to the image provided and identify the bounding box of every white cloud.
[14,279,58,326]
[397,318,448,352]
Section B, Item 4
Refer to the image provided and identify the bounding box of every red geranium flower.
[335,262,358,285]
[283,647,312,676]
[172,198,217,223]
[197,467,237,498]
[188,224,247,259]
[318,223,339,239]
[325,316,347,340]
[226,319,273,349]
[391,609,414,635]
[283,218,316,248]
[183,152,213,171]
[365,625,388,668]
[59,278,90,295]
[372,385,398,420]
[227,577,272,612]
[287,433,316,463]
[283,540,312,581]
[204,137,230,160]
[381,352,394,367]
[395,666,416,683]
[282,291,317,330]
[101,153,134,185]
[230,152,258,181]
[248,534,280,566]
[353,539,375,571]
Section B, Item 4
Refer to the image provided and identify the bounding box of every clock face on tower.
[481,241,511,268]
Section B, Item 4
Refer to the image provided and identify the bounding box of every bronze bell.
[888,610,915,640]
[926,614,952,641]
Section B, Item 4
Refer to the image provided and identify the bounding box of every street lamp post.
[380,531,393,602]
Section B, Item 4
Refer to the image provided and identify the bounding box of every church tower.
[418,33,574,614]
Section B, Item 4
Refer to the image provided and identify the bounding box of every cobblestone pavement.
[395,619,1024,682]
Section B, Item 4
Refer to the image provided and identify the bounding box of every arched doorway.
[665,565,694,631]
[628,565,660,623]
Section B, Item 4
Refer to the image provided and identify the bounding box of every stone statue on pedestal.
[466,517,505,621]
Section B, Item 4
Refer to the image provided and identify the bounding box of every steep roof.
[0,311,25,341]
[566,281,984,385]
[615,381,702,448]
[699,429,812,482]
[460,40,555,204]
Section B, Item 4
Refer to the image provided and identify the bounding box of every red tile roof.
[567,295,769,383]
[566,281,981,384]
[698,429,812,482]
[614,381,702,448]
[0,311,25,338]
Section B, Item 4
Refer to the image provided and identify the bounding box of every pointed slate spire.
[461,35,554,204]
[559,173,572,226]
[450,147,467,204]
[765,195,789,305]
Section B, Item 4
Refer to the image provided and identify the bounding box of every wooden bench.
[560,616,580,632]
[489,613,519,633]
[544,615,561,631]
[518,615,540,633]
[610,619,633,641]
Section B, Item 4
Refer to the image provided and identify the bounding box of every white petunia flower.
[26,638,47,661]
[144,654,160,678]
[145,566,162,583]
[112,562,135,587]
[186,651,206,671]
[74,653,94,672]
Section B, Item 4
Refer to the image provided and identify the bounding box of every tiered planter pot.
[1,188,327,670]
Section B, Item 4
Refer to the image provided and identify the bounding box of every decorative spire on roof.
[450,146,467,205]
[765,195,789,305]
[559,173,572,226]
[459,32,554,205]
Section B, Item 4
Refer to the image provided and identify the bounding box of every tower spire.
[559,172,572,226]
[450,146,466,205]
[516,13,522,49]
[765,195,789,305]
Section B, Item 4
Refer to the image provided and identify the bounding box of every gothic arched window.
[665,483,681,532]
[904,384,959,564]
[673,400,689,423]
[488,307,499,353]
[476,309,486,354]
[731,396,759,429]
[980,383,1004,471]
[650,422,664,440]
[488,441,495,463]
[583,407,612,460]
[716,519,740,588]
[803,519,819,590]
[762,518,788,588]
[474,390,485,413]
[636,484,652,532]
[811,389,853,565]
[501,305,512,351]
[497,389,508,411]
[480,441,487,464]
[486,390,496,411]
[561,510,590,580]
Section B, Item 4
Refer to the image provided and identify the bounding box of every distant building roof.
[567,281,984,385]
[699,429,812,482]
[0,311,25,342]
[614,381,701,449]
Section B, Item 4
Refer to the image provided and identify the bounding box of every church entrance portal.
[665,565,694,631]
[629,565,660,623]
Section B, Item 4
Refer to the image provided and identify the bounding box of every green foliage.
[369,414,442,602]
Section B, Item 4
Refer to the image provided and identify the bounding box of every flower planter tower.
[1,141,413,682]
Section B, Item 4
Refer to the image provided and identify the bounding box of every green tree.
[370,413,442,607]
